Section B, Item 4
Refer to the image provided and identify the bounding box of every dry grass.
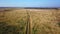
[0,8,60,34]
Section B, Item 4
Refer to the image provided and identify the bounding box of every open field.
[0,8,60,34]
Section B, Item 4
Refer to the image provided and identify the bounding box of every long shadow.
[0,22,25,34]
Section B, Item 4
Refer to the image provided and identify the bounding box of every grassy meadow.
[0,8,60,34]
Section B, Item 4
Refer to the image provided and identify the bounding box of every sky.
[0,0,60,8]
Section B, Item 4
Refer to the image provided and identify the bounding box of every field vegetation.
[0,8,60,34]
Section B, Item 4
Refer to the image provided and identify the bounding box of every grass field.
[0,8,60,34]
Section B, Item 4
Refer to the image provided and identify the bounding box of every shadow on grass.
[0,22,25,34]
